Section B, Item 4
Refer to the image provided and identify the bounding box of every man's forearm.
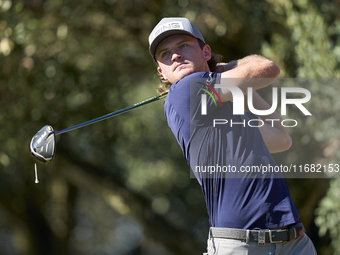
[221,55,280,76]
[218,55,280,102]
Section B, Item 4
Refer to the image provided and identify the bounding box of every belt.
[209,223,305,246]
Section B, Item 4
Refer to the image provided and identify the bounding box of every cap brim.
[149,30,199,60]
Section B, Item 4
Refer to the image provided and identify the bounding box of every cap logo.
[153,21,184,38]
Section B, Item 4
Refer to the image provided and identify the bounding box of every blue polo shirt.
[164,72,299,229]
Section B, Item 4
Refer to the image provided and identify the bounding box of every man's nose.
[171,51,182,62]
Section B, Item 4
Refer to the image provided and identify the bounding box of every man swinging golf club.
[148,17,317,255]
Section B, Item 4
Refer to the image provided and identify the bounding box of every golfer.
[148,18,316,254]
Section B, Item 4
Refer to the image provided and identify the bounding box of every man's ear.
[203,44,212,61]
[157,66,167,80]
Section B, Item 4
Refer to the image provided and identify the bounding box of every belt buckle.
[258,230,265,246]
[269,230,283,244]
[288,227,298,240]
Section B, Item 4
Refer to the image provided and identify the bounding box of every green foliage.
[315,179,340,253]
[260,1,340,254]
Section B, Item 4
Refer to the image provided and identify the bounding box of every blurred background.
[1,0,340,254]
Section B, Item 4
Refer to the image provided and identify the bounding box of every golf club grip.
[54,92,168,136]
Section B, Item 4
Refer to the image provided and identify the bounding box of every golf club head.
[29,125,56,164]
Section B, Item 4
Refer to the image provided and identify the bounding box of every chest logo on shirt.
[199,82,223,115]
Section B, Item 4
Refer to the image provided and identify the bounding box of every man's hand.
[250,91,292,153]
[215,61,238,73]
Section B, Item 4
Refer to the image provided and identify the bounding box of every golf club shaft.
[54,92,168,136]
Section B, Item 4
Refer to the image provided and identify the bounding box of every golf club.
[29,92,168,164]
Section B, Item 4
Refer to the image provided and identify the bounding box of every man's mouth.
[174,63,185,71]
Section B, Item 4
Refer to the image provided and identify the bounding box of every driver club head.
[29,125,56,164]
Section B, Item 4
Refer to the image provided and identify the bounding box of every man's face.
[155,35,211,84]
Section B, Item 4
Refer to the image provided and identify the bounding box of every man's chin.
[175,69,196,81]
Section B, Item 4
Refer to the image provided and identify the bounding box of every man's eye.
[161,52,170,58]
[180,44,188,49]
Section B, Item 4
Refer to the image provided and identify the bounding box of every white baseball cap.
[149,17,205,60]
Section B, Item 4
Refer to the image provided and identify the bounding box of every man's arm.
[216,55,291,153]
[217,55,280,102]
